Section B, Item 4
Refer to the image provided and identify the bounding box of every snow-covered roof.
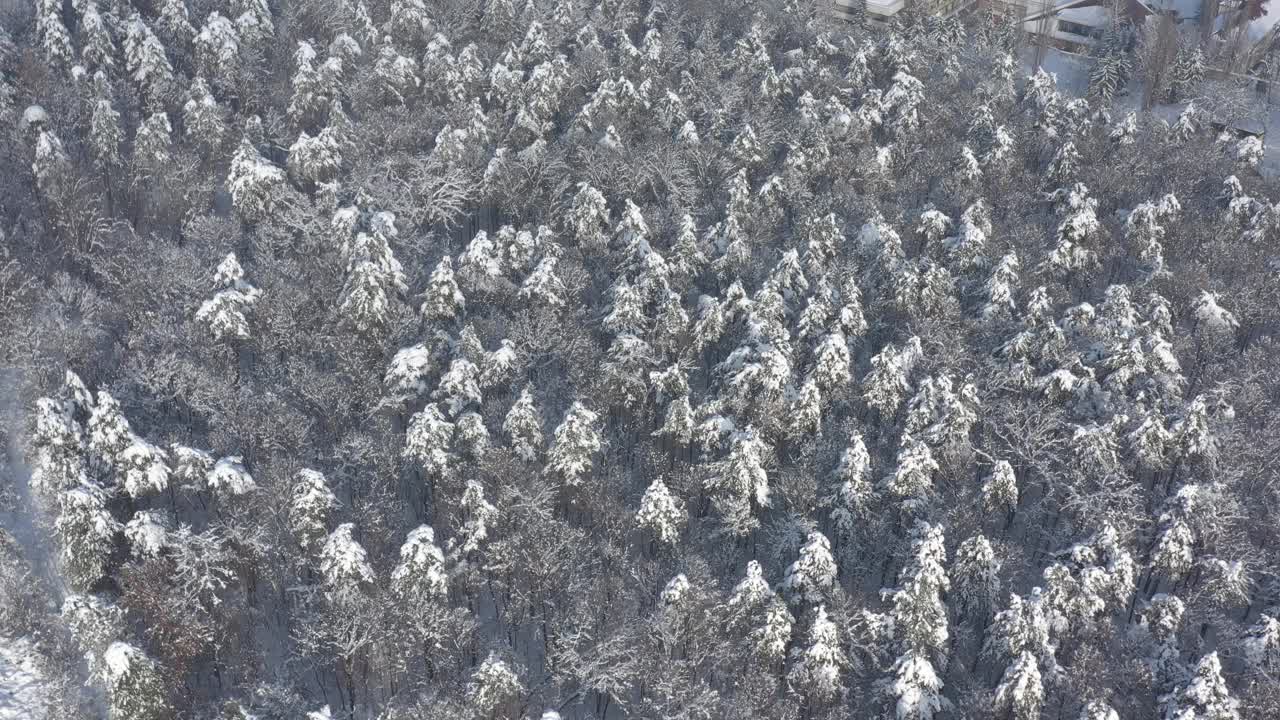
[1058,5,1109,25]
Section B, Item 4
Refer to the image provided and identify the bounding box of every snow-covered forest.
[2,0,1280,718]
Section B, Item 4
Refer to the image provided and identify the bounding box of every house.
[832,0,979,26]
[1021,0,1203,52]
[1021,0,1280,62]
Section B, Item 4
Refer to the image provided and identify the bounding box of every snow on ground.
[0,638,47,720]
[1020,46,1280,175]
[1021,45,1093,96]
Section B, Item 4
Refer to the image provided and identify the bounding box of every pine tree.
[788,605,848,704]
[80,2,118,73]
[90,81,123,171]
[635,476,685,546]
[55,481,120,590]
[36,0,74,70]
[340,214,408,335]
[227,130,287,223]
[195,13,242,93]
[1165,652,1240,720]
[952,534,1001,619]
[404,403,455,479]
[119,438,170,498]
[319,523,375,601]
[706,428,772,536]
[102,642,170,720]
[1168,45,1206,103]
[124,510,170,558]
[827,432,872,539]
[88,390,132,481]
[545,401,602,489]
[503,385,545,462]
[421,256,465,324]
[982,460,1019,516]
[783,531,837,606]
[207,456,257,497]
[882,435,939,520]
[156,0,196,50]
[890,522,950,657]
[195,252,262,343]
[390,525,447,600]
[134,112,173,170]
[30,396,89,498]
[993,651,1044,720]
[466,653,523,718]
[290,469,338,553]
[125,17,176,111]
[183,78,226,154]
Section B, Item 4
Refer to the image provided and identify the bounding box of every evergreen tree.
[545,401,602,489]
[103,642,170,720]
[291,469,338,554]
[635,476,684,547]
[788,605,848,704]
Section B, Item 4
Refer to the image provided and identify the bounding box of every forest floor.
[0,638,47,720]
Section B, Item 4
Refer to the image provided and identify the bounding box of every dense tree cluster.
[1,1,1280,720]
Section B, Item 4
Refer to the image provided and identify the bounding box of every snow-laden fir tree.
[421,256,465,324]
[62,594,124,677]
[55,480,120,590]
[952,534,1001,619]
[993,650,1044,720]
[124,16,175,111]
[404,403,455,480]
[36,0,74,69]
[502,385,544,462]
[30,396,88,498]
[635,476,684,547]
[195,13,241,92]
[788,604,848,704]
[290,469,338,554]
[227,130,286,224]
[124,510,170,558]
[134,112,173,170]
[456,478,497,555]
[103,641,170,720]
[545,401,601,489]
[466,653,523,718]
[169,445,213,492]
[706,427,772,536]
[982,460,1019,516]
[1079,701,1120,720]
[827,432,872,538]
[89,77,123,171]
[882,435,939,520]
[1243,614,1280,671]
[87,390,132,481]
[1163,652,1240,720]
[119,437,170,498]
[783,531,837,606]
[519,255,567,308]
[390,525,447,601]
[340,213,409,335]
[206,455,257,497]
[319,523,375,601]
[862,337,922,418]
[1167,45,1206,103]
[183,77,226,154]
[891,522,950,657]
[434,358,482,416]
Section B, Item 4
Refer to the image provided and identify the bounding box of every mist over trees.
[2,1,1280,719]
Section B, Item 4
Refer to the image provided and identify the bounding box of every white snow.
[21,106,48,129]
[0,638,46,720]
